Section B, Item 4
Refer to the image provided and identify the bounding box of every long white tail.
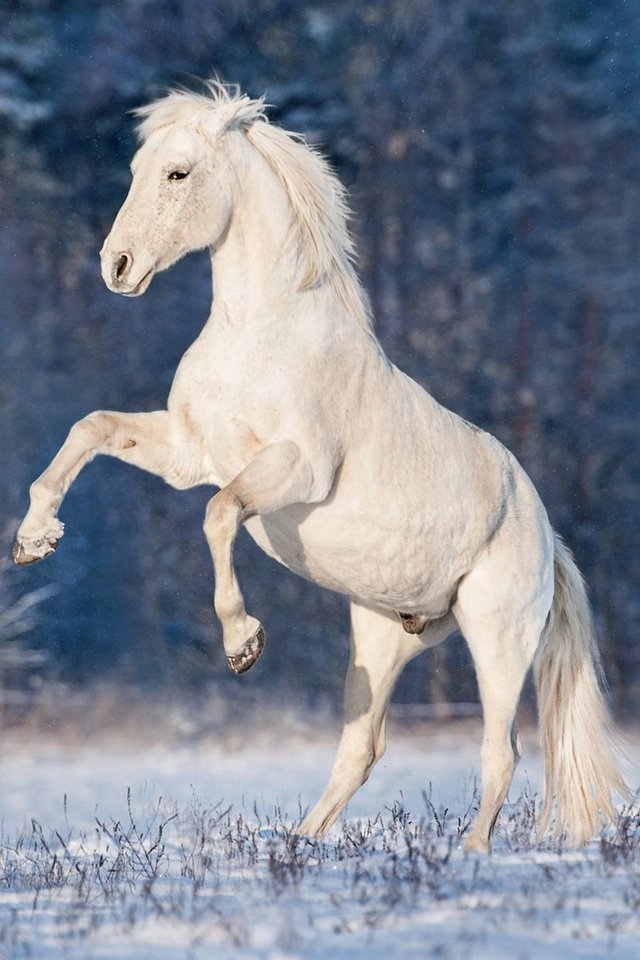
[534,533,629,845]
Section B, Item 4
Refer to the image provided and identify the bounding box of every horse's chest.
[169,347,284,485]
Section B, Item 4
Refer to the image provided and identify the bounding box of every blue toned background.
[1,0,639,716]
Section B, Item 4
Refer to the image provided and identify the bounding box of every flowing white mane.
[135,82,373,329]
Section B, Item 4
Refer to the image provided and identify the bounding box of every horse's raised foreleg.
[202,440,315,674]
[14,410,185,564]
[299,604,455,837]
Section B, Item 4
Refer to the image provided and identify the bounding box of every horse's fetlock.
[28,478,44,500]
[215,598,243,623]
[28,477,56,507]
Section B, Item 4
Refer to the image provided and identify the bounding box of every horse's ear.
[134,83,266,145]
[188,103,261,145]
[192,83,267,140]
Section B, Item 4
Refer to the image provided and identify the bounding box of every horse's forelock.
[133,81,267,144]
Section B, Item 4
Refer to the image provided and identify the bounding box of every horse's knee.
[73,411,111,443]
[203,492,222,531]
[203,489,241,540]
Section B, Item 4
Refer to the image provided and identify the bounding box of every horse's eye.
[168,170,189,181]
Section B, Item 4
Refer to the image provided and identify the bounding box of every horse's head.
[100,82,371,330]
[101,96,241,297]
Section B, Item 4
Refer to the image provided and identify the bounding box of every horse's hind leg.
[299,603,455,837]
[454,542,553,853]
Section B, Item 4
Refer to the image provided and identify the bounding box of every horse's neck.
[208,156,295,326]
[206,147,377,365]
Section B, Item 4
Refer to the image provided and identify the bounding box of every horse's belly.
[244,504,464,616]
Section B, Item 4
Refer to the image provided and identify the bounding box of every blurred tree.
[1,0,638,715]
[0,530,53,730]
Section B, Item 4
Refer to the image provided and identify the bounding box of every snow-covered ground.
[0,715,638,959]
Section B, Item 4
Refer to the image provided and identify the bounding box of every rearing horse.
[14,82,628,851]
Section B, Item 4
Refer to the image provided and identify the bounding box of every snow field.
[0,719,638,959]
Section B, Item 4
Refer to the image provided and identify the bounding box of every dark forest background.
[1,0,639,720]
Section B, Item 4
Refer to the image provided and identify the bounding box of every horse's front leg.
[14,410,184,564]
[203,440,315,674]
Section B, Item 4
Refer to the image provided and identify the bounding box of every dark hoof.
[398,612,428,635]
[12,537,59,566]
[227,626,266,675]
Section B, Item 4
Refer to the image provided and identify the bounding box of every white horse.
[14,82,628,851]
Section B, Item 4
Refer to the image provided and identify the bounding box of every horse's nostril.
[115,253,130,281]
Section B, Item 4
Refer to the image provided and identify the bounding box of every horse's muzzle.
[101,248,154,296]
[113,252,132,284]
